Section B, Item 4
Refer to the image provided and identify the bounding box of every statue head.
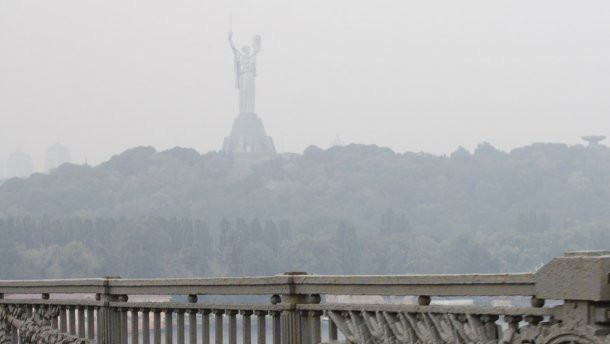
[241,45,251,55]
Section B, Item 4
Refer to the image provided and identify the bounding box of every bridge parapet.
[0,251,609,343]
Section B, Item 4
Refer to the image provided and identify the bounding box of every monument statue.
[229,32,261,114]
[222,31,276,156]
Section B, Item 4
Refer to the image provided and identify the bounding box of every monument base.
[222,113,276,156]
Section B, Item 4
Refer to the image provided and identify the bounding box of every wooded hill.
[2,143,609,234]
[1,143,609,278]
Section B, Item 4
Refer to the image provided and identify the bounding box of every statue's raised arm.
[252,35,261,55]
[228,32,240,56]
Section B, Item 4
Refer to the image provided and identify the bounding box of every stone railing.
[0,251,609,344]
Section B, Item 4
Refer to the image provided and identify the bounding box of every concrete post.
[279,272,321,344]
[97,276,122,344]
[280,293,307,344]
[534,251,610,340]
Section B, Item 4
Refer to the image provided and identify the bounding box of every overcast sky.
[1,0,609,170]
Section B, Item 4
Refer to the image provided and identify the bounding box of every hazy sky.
[1,0,609,169]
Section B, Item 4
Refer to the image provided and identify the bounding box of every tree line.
[1,214,609,280]
[1,142,609,278]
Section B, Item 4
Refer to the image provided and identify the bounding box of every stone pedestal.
[222,113,276,156]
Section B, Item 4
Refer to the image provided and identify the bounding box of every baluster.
[60,306,67,333]
[165,310,174,344]
[201,309,211,344]
[52,311,59,330]
[241,310,253,344]
[117,307,124,344]
[109,307,117,343]
[69,306,76,335]
[300,311,311,344]
[26,304,33,317]
[60,306,68,333]
[188,310,197,344]
[96,306,102,343]
[255,311,266,344]
[87,306,95,340]
[131,308,140,344]
[214,310,224,344]
[117,308,124,343]
[154,310,162,344]
[96,306,104,343]
[121,308,129,344]
[328,313,338,342]
[177,310,185,344]
[271,311,281,344]
[228,310,237,344]
[111,308,119,342]
[142,309,151,344]
[310,311,322,344]
[78,306,86,338]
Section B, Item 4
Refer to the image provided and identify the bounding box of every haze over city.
[2,3,610,341]
[1,0,609,172]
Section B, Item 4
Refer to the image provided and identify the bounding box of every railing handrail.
[291,272,535,296]
[0,250,608,300]
[0,272,535,297]
[0,278,106,294]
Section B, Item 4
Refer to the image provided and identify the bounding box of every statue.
[229,32,261,114]
[222,28,275,156]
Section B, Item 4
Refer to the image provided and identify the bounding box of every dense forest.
[1,142,609,278]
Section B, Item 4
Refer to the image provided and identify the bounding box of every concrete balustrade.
[0,251,609,343]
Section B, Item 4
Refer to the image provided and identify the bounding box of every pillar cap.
[535,251,610,301]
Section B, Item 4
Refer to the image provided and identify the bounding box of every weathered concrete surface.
[536,250,610,301]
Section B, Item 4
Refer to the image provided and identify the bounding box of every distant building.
[45,144,72,172]
[582,135,606,147]
[6,150,34,178]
